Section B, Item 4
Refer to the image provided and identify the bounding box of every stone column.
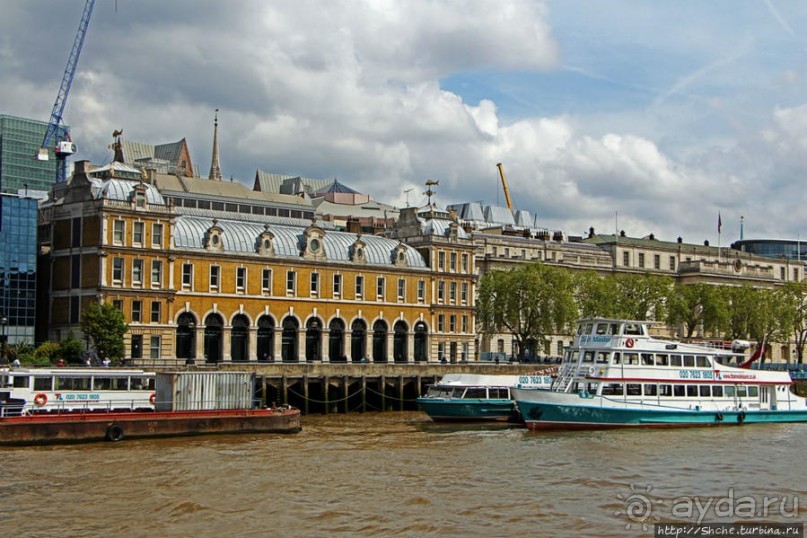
[273,327,282,362]
[248,327,258,361]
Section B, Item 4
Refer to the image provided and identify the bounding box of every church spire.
[208,108,222,181]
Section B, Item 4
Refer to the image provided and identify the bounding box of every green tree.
[613,273,674,321]
[80,302,129,360]
[477,263,577,360]
[59,332,84,364]
[574,270,620,318]
[748,287,794,365]
[665,283,726,338]
[723,285,757,340]
[779,281,807,363]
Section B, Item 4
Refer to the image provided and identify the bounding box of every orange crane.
[496,163,513,212]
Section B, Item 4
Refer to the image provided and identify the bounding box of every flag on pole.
[718,212,722,234]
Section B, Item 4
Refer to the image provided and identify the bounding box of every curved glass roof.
[173,216,426,267]
[91,178,165,205]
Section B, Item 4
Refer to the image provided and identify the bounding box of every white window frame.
[151,260,162,288]
[112,257,124,285]
[132,259,144,287]
[355,275,364,300]
[236,266,247,293]
[182,263,193,290]
[376,276,385,300]
[112,220,124,245]
[333,273,342,298]
[210,265,220,291]
[262,268,273,295]
[310,272,320,296]
[286,270,297,296]
[133,221,144,246]
[152,223,164,248]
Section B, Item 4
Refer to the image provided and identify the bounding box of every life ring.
[149,393,156,405]
[105,425,124,442]
[587,367,596,376]
[625,338,635,348]
[34,393,48,406]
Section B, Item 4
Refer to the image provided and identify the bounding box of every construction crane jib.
[496,162,514,213]
[37,0,96,184]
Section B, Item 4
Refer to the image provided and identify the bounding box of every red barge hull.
[0,408,301,445]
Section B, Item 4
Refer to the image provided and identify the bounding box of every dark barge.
[0,406,301,445]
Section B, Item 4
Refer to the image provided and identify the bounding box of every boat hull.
[0,408,301,445]
[516,398,807,431]
[417,398,519,423]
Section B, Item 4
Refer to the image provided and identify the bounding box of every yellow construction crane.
[496,163,513,212]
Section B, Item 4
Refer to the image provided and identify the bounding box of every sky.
[3,0,807,244]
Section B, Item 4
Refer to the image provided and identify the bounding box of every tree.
[779,281,807,363]
[80,302,129,361]
[613,273,674,321]
[59,332,84,364]
[665,283,727,338]
[477,263,577,360]
[748,287,794,365]
[574,270,620,318]
[723,285,757,340]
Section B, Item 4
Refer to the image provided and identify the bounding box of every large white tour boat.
[0,367,156,416]
[511,318,807,430]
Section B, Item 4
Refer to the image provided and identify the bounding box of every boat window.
[724,386,736,398]
[464,388,487,399]
[748,386,759,397]
[624,353,639,365]
[712,386,723,397]
[33,377,53,391]
[94,377,130,391]
[736,386,748,398]
[611,352,621,365]
[596,352,609,364]
[643,384,658,396]
[696,356,710,368]
[624,323,642,335]
[584,323,594,335]
[586,383,599,394]
[568,351,579,363]
[655,354,669,366]
[683,355,695,367]
[601,383,623,396]
[641,354,654,366]
[451,389,465,398]
[673,385,685,397]
[659,384,672,397]
[130,376,155,391]
[670,355,682,367]
[55,377,91,391]
[12,375,30,389]
[626,384,641,396]
[577,324,584,335]
[596,324,608,335]
[583,351,595,363]
[686,386,698,397]
[609,323,619,335]
[489,388,509,398]
[699,386,711,397]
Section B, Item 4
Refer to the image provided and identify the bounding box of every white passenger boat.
[0,367,156,416]
[417,373,553,423]
[511,318,807,430]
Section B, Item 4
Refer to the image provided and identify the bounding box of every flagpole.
[718,212,722,263]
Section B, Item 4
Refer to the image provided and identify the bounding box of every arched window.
[176,312,197,360]
[329,319,346,362]
[372,320,388,363]
[257,316,274,361]
[414,321,428,362]
[281,317,299,362]
[393,320,408,363]
[203,313,224,363]
[231,314,249,362]
[305,317,322,361]
[351,319,366,362]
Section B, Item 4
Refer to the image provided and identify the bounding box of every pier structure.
[148,362,548,415]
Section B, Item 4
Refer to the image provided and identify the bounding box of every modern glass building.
[0,114,64,194]
[731,239,807,261]
[0,194,38,345]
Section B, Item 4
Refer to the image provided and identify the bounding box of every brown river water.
[1,412,805,537]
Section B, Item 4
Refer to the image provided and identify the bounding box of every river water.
[1,412,805,537]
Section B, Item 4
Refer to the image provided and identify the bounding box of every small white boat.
[512,318,807,430]
[418,373,553,423]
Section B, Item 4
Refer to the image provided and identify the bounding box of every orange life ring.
[149,393,156,405]
[625,338,635,348]
[34,393,48,406]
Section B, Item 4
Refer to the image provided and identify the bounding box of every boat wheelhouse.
[512,318,807,430]
[417,373,552,423]
[0,368,156,416]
